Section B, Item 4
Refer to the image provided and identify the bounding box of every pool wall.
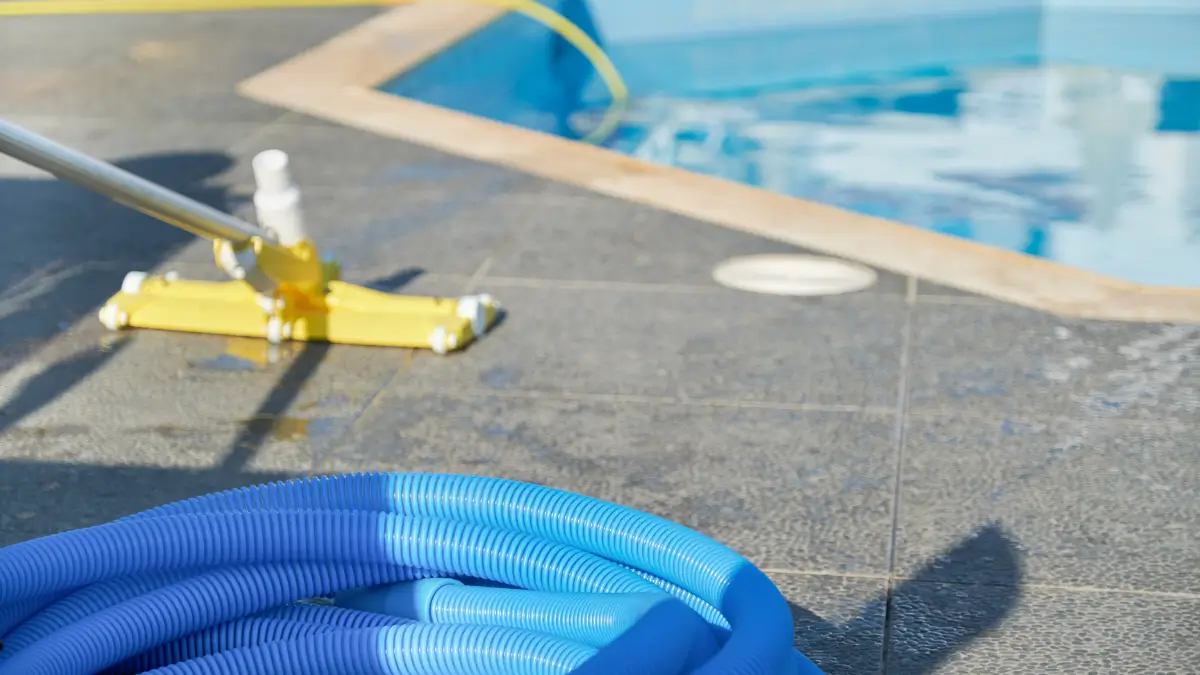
[383,0,597,137]
[236,3,1200,322]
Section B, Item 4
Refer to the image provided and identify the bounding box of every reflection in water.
[379,2,1200,287]
[616,66,1200,286]
[191,337,297,372]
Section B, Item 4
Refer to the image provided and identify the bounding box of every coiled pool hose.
[0,473,824,674]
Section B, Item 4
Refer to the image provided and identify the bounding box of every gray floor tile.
[888,581,1200,674]
[401,285,908,407]
[321,392,898,574]
[907,305,1200,422]
[898,414,1200,593]
[0,9,380,121]
[488,193,909,292]
[772,573,887,675]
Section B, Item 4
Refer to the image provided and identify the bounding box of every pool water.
[381,2,1200,287]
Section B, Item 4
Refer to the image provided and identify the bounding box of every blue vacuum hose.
[0,472,824,674]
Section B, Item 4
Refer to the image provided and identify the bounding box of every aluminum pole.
[0,118,266,245]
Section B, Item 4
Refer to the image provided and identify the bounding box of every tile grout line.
[405,386,897,414]
[460,183,547,296]
[905,405,1180,430]
[414,274,1004,306]
[761,568,1200,601]
[14,388,1169,435]
[160,379,1179,429]
[1006,582,1200,601]
[225,112,298,157]
[462,256,494,295]
[307,348,416,475]
[0,253,1004,307]
[478,276,902,298]
[306,253,497,473]
[880,276,918,674]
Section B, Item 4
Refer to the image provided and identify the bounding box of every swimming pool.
[380,1,1200,288]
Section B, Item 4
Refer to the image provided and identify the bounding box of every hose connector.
[214,238,276,296]
[252,149,308,248]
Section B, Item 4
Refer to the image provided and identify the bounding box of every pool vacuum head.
[0,118,498,354]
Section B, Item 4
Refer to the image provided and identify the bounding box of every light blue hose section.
[0,472,824,674]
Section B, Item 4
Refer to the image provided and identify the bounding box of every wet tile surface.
[0,320,393,435]
[888,582,1200,674]
[323,392,898,574]
[907,304,1200,422]
[898,414,1200,593]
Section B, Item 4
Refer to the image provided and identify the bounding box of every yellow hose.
[0,0,628,144]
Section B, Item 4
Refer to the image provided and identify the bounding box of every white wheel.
[266,317,292,345]
[429,326,449,355]
[121,271,148,295]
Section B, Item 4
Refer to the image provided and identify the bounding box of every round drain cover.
[712,254,877,296]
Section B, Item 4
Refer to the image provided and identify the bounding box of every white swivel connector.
[252,149,308,247]
[456,294,495,338]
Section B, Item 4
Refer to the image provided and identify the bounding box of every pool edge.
[236,4,1200,324]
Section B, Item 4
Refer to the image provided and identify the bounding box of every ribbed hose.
[0,472,824,674]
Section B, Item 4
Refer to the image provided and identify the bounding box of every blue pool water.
[381,2,1200,287]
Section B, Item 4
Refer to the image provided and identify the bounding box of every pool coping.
[236,3,1200,323]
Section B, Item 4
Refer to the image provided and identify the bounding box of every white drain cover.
[712,254,877,296]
